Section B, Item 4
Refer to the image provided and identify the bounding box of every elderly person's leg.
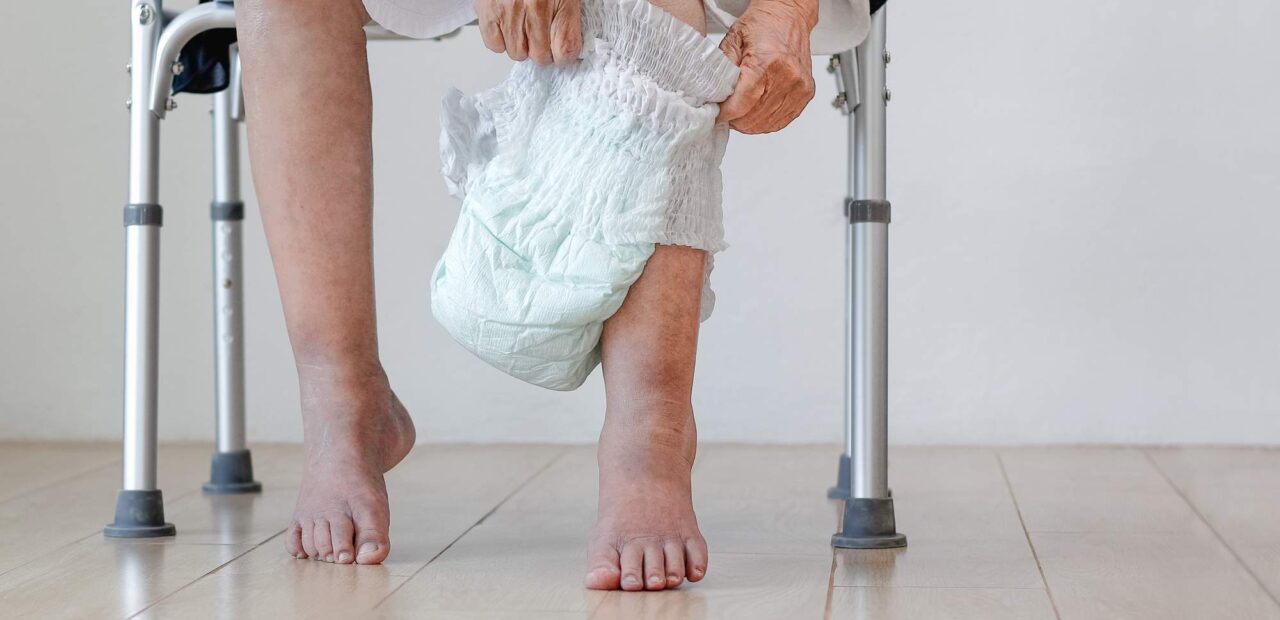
[236,0,414,565]
[583,0,713,592]
[587,244,711,591]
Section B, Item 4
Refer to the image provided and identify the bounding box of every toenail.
[338,552,351,563]
[325,554,334,562]
[692,567,703,577]
[668,576,681,585]
[358,542,378,557]
[622,575,640,587]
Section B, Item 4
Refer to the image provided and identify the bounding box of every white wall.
[2,1,1278,445]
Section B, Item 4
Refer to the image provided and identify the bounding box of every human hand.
[474,0,583,65]
[716,0,818,134]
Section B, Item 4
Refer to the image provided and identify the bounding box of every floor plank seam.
[995,450,1063,620]
[0,530,101,581]
[0,452,229,581]
[0,457,122,507]
[822,554,837,620]
[1142,449,1280,610]
[124,530,287,619]
[373,447,573,610]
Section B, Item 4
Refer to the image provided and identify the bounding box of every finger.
[733,80,787,134]
[476,1,506,53]
[718,28,744,65]
[549,0,581,64]
[500,0,528,61]
[738,71,814,134]
[718,63,766,125]
[524,0,554,64]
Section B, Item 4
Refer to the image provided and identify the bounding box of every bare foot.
[283,364,415,565]
[584,402,708,591]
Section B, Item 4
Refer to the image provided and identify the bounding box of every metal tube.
[147,1,236,118]
[838,49,856,462]
[123,227,161,490]
[229,44,244,122]
[211,65,246,455]
[128,2,161,204]
[848,8,889,500]
[123,0,163,491]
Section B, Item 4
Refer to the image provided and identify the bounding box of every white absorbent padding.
[433,0,739,390]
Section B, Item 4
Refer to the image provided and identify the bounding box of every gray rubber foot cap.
[203,449,263,494]
[104,489,176,538]
[827,454,851,499]
[832,497,907,549]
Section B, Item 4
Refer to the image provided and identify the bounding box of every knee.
[236,0,370,36]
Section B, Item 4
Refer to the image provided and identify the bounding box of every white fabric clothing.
[362,0,870,55]
[431,0,738,390]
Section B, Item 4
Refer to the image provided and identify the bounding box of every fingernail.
[622,575,640,587]
[358,542,378,557]
[338,552,351,563]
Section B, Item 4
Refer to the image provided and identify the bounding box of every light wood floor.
[1,443,1278,619]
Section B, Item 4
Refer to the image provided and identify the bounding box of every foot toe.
[643,545,667,591]
[300,519,318,559]
[312,519,334,562]
[663,539,686,587]
[585,566,622,590]
[353,509,391,565]
[619,543,645,591]
[584,543,622,590]
[685,536,708,582]
[284,522,305,559]
[330,516,356,564]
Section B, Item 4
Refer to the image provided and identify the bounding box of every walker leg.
[204,45,261,495]
[107,0,175,538]
[828,46,856,502]
[832,6,905,549]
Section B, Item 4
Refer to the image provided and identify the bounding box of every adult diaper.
[433,0,740,390]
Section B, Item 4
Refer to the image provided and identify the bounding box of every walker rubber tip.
[104,489,176,538]
[831,531,907,549]
[202,449,263,495]
[831,497,907,550]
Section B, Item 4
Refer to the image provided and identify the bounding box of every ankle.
[599,407,697,471]
[296,356,388,391]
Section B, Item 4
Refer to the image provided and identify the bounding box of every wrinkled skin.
[716,0,818,134]
[475,0,584,64]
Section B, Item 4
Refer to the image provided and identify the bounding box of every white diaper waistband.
[580,0,739,106]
